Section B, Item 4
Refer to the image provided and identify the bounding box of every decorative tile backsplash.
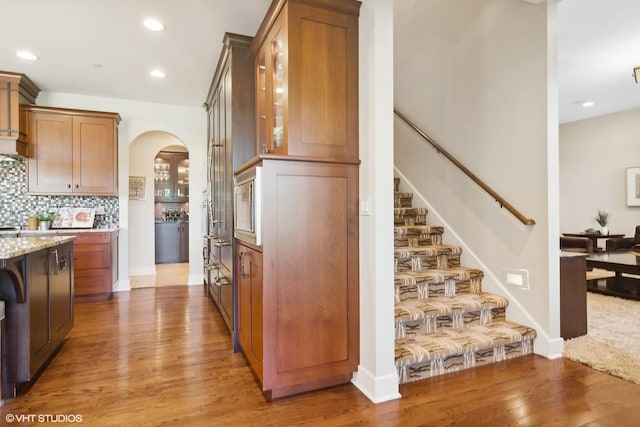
[0,159,119,228]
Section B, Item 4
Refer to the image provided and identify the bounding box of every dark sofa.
[606,225,640,252]
[560,236,593,253]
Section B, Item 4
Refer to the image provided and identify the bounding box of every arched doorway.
[128,132,189,287]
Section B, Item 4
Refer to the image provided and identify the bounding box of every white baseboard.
[188,274,204,286]
[129,266,156,276]
[352,366,401,404]
[114,279,131,292]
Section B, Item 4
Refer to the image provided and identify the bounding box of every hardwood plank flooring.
[1,285,638,426]
[129,263,189,289]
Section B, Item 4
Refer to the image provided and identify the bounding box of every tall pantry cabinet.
[204,33,255,342]
[235,0,361,399]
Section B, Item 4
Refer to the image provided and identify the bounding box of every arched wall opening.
[128,131,191,278]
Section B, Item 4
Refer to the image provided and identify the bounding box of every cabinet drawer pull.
[216,277,231,287]
[214,239,230,248]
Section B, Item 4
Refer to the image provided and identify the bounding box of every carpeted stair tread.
[395,245,462,271]
[394,267,484,287]
[394,207,428,225]
[395,292,509,323]
[394,225,444,247]
[394,224,444,236]
[394,192,414,208]
[395,320,537,366]
[395,245,461,258]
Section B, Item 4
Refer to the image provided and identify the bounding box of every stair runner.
[394,178,536,384]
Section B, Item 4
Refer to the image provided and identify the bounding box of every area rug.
[585,268,615,281]
[563,292,640,384]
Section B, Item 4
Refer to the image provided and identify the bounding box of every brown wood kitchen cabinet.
[60,231,118,301]
[235,158,360,399]
[236,242,263,379]
[204,32,255,341]
[234,0,361,399]
[0,71,40,157]
[25,105,121,196]
[252,0,360,162]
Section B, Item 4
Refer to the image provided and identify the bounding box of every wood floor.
[1,285,638,426]
[129,263,189,288]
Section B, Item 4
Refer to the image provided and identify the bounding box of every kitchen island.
[1,228,119,301]
[0,236,75,398]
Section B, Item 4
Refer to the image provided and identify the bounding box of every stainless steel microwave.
[234,166,262,246]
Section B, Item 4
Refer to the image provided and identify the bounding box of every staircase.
[394,177,536,384]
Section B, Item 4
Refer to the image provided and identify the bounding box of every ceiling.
[558,0,640,123]
[1,0,638,123]
[0,0,270,107]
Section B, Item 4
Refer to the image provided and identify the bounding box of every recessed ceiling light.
[16,50,38,61]
[143,18,165,31]
[572,100,595,108]
[150,69,166,78]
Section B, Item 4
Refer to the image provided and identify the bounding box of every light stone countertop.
[0,236,77,260]
[0,227,119,238]
[18,227,119,236]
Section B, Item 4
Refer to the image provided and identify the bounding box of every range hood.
[0,71,41,158]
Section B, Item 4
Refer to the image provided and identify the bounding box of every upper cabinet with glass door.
[154,151,189,202]
[252,0,361,163]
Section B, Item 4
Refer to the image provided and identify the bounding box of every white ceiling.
[0,0,270,107]
[559,0,640,123]
[1,0,638,123]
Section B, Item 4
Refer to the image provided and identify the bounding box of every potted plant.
[594,210,609,235]
[36,213,55,231]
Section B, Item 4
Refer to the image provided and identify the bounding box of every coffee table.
[586,251,640,300]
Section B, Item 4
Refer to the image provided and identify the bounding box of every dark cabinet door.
[179,221,189,263]
[28,243,74,377]
[28,249,50,374]
[156,222,189,264]
[49,243,74,340]
[155,222,180,264]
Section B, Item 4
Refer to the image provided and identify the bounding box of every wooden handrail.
[394,108,536,226]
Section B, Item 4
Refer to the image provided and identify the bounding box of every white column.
[352,0,400,403]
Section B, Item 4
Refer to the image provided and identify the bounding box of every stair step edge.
[395,320,537,366]
[395,292,509,322]
[395,268,484,283]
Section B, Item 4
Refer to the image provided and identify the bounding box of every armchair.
[560,236,593,254]
[606,225,640,252]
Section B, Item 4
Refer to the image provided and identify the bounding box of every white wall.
[560,108,640,238]
[393,0,560,356]
[129,132,188,276]
[37,92,207,288]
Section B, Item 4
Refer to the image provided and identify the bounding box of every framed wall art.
[129,176,146,200]
[626,167,640,206]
